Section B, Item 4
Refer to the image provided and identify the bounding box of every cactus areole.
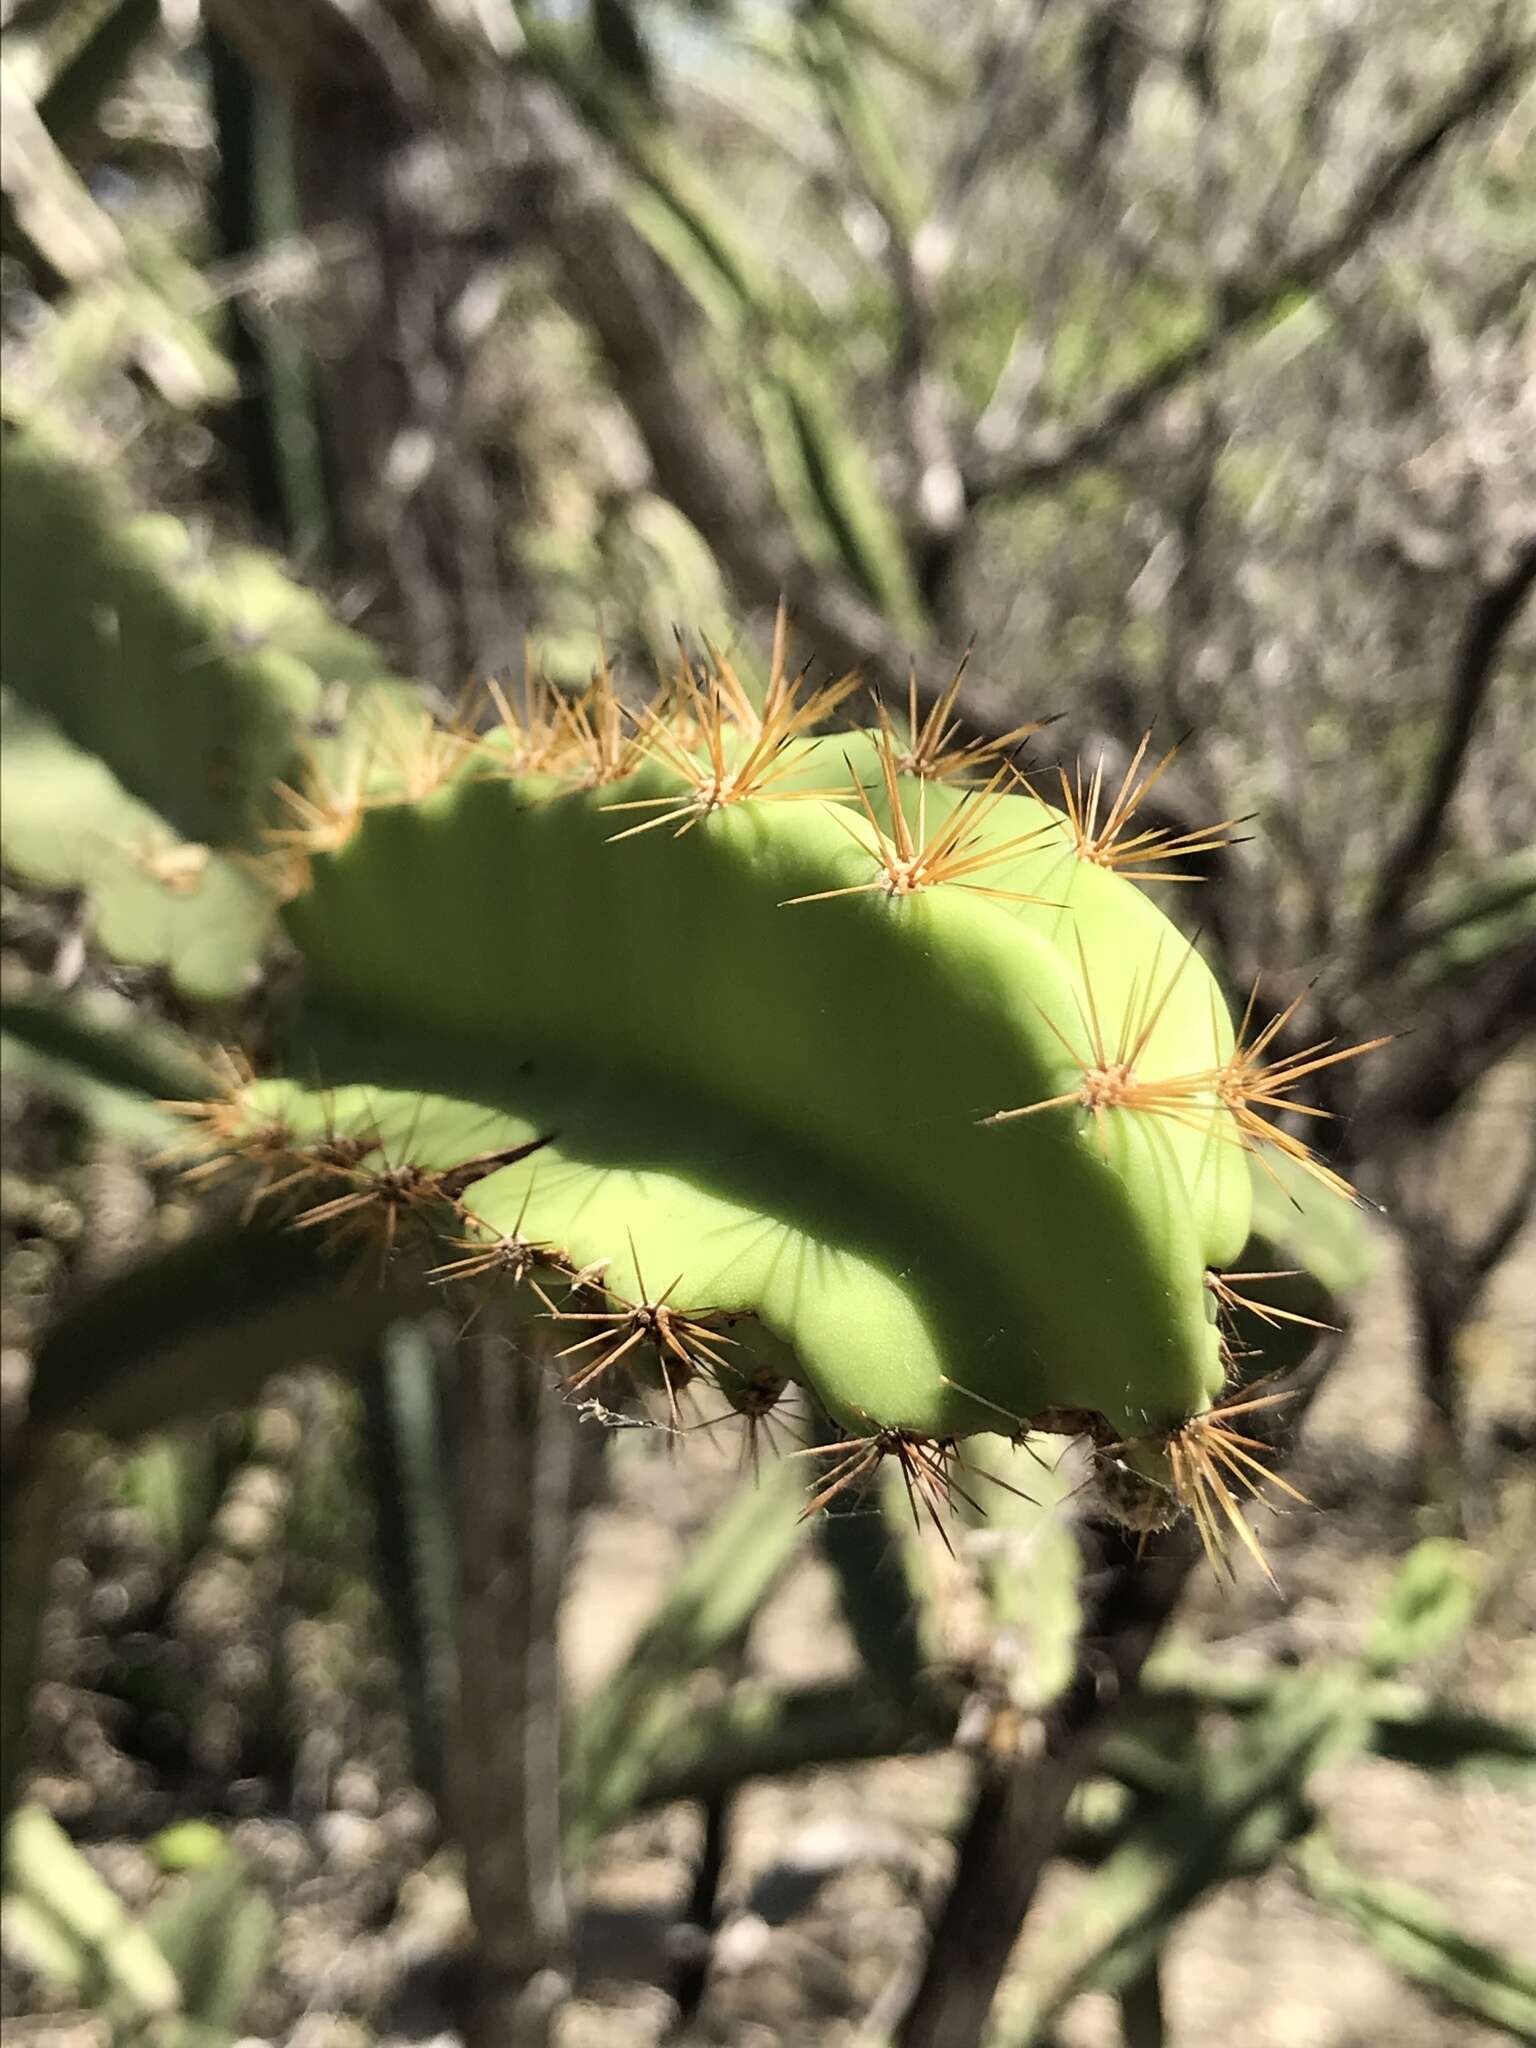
[180,628,1382,1567]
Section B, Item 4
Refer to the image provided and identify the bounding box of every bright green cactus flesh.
[151,623,1388,1576]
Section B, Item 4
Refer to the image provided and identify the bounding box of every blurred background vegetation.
[0,1,1533,2044]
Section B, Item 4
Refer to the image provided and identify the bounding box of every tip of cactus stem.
[1051,733,1248,881]
[886,654,1056,784]
[783,730,1060,906]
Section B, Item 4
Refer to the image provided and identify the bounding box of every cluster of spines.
[982,937,1391,1204]
[260,622,1385,1205]
[162,1070,793,1449]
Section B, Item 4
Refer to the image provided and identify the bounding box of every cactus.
[1,1805,275,2044]
[2,433,1383,1562]
[172,619,1384,1570]
[1290,1831,1536,2037]
[0,694,279,1002]
[0,423,410,997]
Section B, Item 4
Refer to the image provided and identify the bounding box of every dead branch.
[965,36,1531,501]
[1364,534,1536,944]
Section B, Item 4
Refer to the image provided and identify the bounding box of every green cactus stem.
[178,623,1384,1566]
